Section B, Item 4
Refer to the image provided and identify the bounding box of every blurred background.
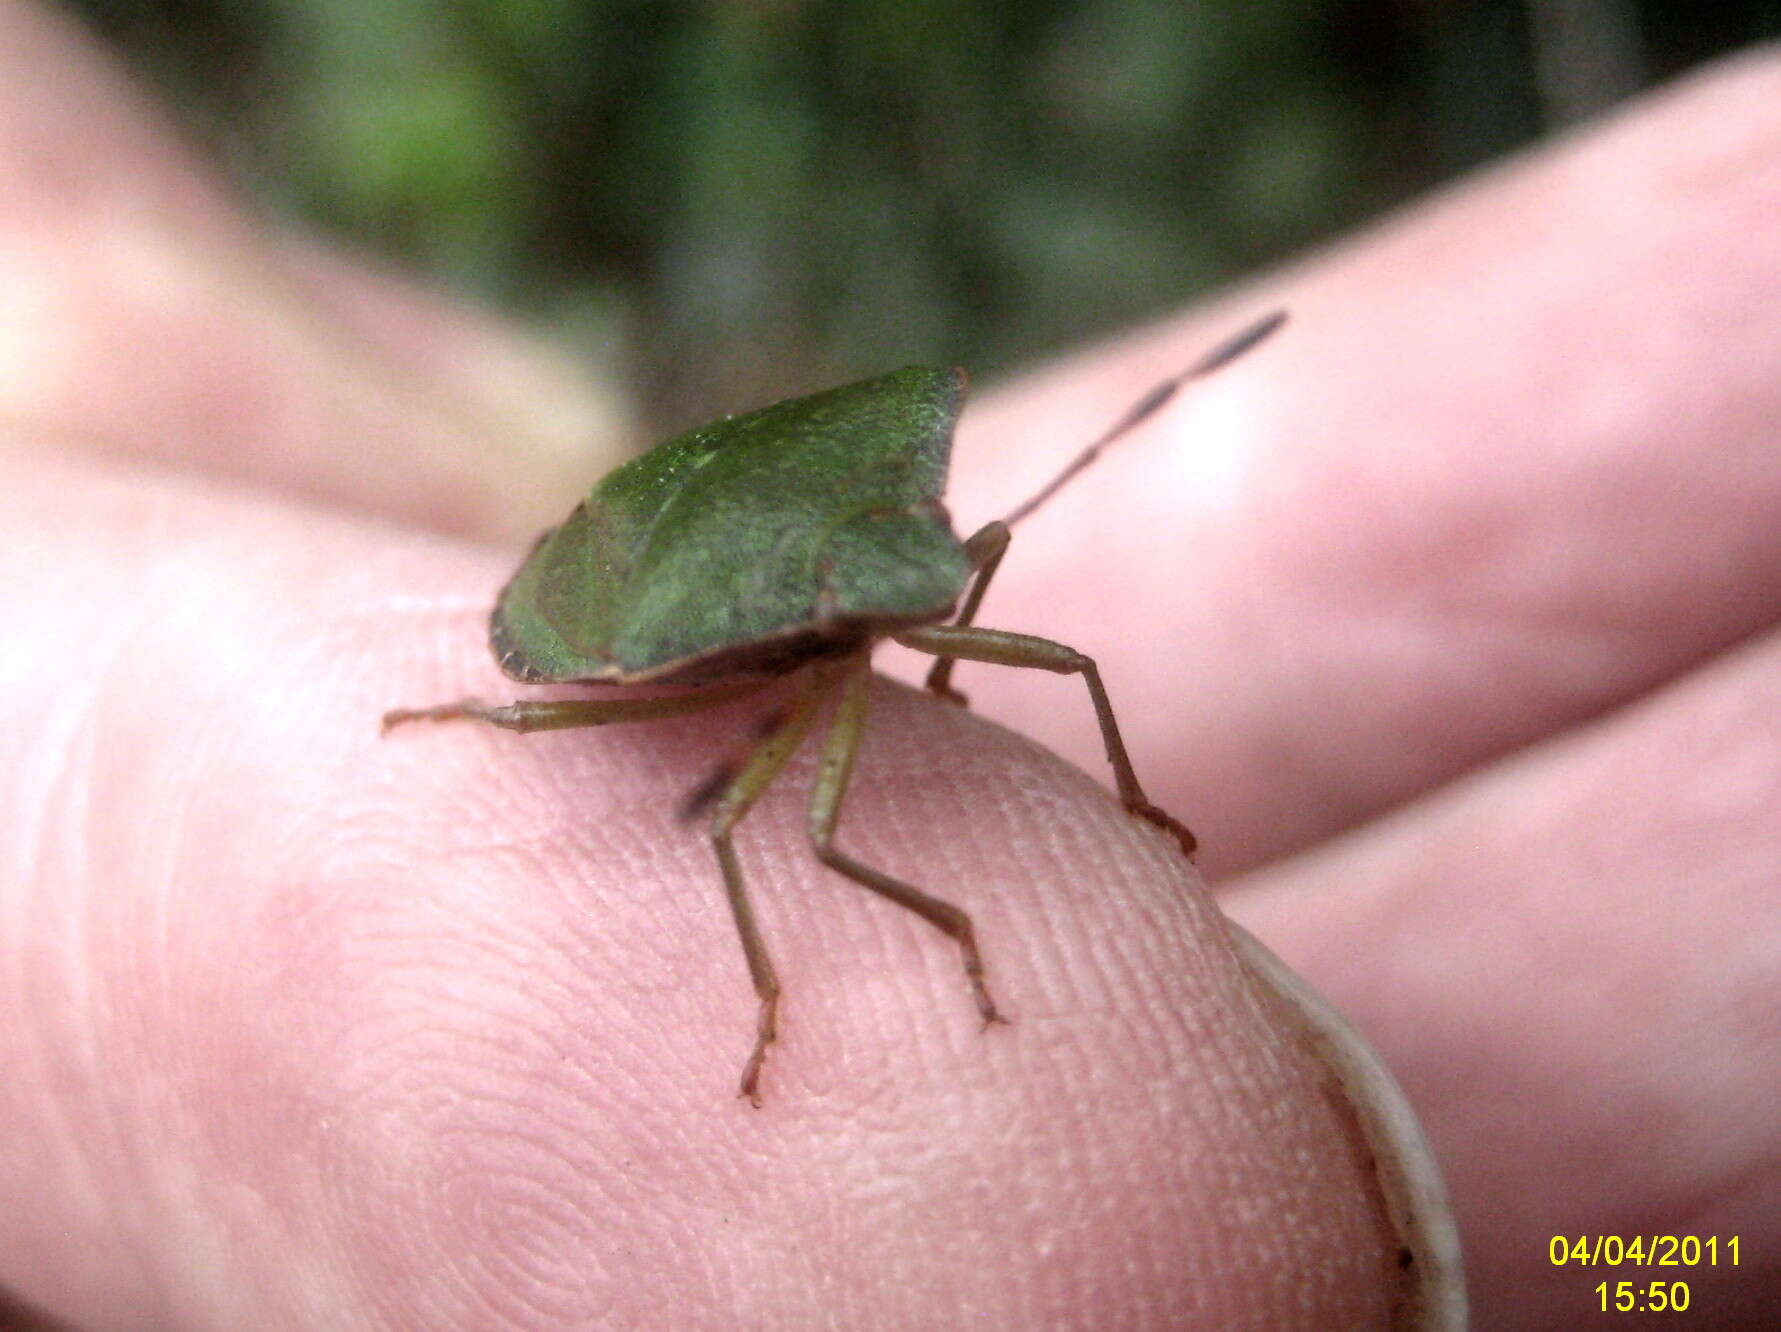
[69,0,1780,432]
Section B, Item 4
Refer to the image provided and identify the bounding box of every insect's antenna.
[1002,309,1287,528]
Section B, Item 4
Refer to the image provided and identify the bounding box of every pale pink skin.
[0,3,1776,1327]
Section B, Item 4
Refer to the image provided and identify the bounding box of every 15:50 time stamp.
[1594,1280,1691,1314]
[1550,1235,1742,1316]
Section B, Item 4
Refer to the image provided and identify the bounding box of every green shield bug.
[385,310,1285,1103]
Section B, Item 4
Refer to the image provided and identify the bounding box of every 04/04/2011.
[1551,1234,1740,1268]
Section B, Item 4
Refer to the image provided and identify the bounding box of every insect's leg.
[894,623,1196,858]
[705,666,837,1106]
[923,520,1011,706]
[809,652,1006,1029]
[381,677,770,734]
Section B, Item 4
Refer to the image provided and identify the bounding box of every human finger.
[933,49,1781,877]
[1224,619,1781,1326]
[0,446,1412,1328]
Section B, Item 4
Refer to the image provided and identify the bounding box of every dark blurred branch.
[1526,0,1646,126]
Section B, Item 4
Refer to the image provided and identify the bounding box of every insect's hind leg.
[895,623,1196,858]
[809,653,1006,1029]
[703,665,838,1105]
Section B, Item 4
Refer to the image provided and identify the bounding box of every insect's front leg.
[896,623,1196,859]
[700,665,839,1106]
[922,520,1011,707]
[381,677,770,734]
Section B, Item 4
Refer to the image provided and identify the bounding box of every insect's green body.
[492,368,973,685]
[385,312,1284,1104]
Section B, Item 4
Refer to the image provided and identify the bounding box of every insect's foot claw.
[933,685,970,708]
[382,708,445,735]
[381,699,486,734]
[738,1066,766,1108]
[738,1020,774,1107]
[1132,802,1198,860]
[968,977,1007,1031]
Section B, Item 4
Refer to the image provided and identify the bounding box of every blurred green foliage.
[68,0,1781,427]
